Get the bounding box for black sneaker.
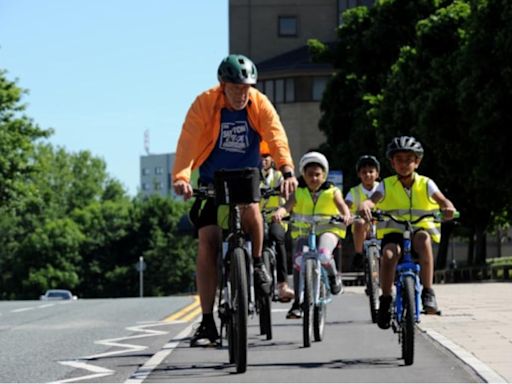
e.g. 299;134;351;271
190;321;219;347
328;273;343;295
254;263;272;295
422;287;439;314
286;301;302;319
377;295;392;329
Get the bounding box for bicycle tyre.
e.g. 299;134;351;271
258;249;273;340
401;275;416;366
366;246;380;323
303;258;314;348
229;247;248;373
313;278;327;341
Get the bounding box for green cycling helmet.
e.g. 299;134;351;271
217;54;258;85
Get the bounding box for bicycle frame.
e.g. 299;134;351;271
293;215;336;307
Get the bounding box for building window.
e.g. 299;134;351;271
264;80;274;103
313;77;329;101
285;78;295;103
153;181;162;191
278;16;297;37
142;168;151;176
155;166;163;175
275;79;284;103
142;182;150;191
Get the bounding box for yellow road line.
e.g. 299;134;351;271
163;295;200;323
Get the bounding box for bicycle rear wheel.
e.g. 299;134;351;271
302;258;314;348
365;246;380;323
227;247;248;373
401;275;416;366
313;278;327;341
258;249;273;340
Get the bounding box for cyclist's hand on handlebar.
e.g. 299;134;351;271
280;176;298;200
173;180;193;200
440;207;457;221
358;200;375;221
272;207;287;223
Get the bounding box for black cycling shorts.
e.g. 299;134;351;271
380;233;419;259
189;197;218;230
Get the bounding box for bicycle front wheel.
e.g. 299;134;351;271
258;249;273;340
313;278;327;341
401;275;416;366
228;247;248;373
302;258;314;348
365;246;380;323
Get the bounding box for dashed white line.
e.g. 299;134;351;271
125;323;194;384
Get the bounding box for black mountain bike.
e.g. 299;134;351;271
195;167;270;373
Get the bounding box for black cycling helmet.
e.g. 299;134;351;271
356;155;380;173
386;136;424;159
217;54;258;85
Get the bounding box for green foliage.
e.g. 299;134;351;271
0;69;197;299
314;0;512;264
0;70;51;206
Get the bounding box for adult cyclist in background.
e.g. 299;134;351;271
173;54;298;346
345;155;381;270
260;142;294;302
359;136;456;329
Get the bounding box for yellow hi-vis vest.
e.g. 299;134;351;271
377;174;441;242
259;169;287;227
348;182;379;214
260;168;284;210
291;184;347;239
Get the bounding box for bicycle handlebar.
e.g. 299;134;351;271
372;210;460;226
290;213;346;225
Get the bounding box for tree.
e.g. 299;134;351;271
0;70;51;206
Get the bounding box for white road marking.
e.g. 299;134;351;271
53;320;183;383
124;323;194;384
52;361;114;383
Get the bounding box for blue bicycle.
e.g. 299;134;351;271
373;210;457;365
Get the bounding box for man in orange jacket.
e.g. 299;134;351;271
173;54;298;347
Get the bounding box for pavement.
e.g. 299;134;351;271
405;282;511;383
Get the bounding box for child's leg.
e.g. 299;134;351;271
413;230;434;289
318;232;340;276
379;234;402;296
352;217;367;254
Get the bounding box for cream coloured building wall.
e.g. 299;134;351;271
277;102;327;167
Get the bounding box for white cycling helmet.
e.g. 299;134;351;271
299;151;329;176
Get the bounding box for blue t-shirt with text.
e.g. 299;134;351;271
199;108;261;184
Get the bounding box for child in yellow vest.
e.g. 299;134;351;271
273;152;351;319
345;155;381;271
359;136;456;329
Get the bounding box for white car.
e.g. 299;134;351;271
40;289;78;301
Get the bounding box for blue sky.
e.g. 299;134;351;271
0;0;228;196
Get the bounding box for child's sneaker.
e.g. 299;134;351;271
422;287;439;314
377;295;392;329
286;301;302;319
328;273;343;295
